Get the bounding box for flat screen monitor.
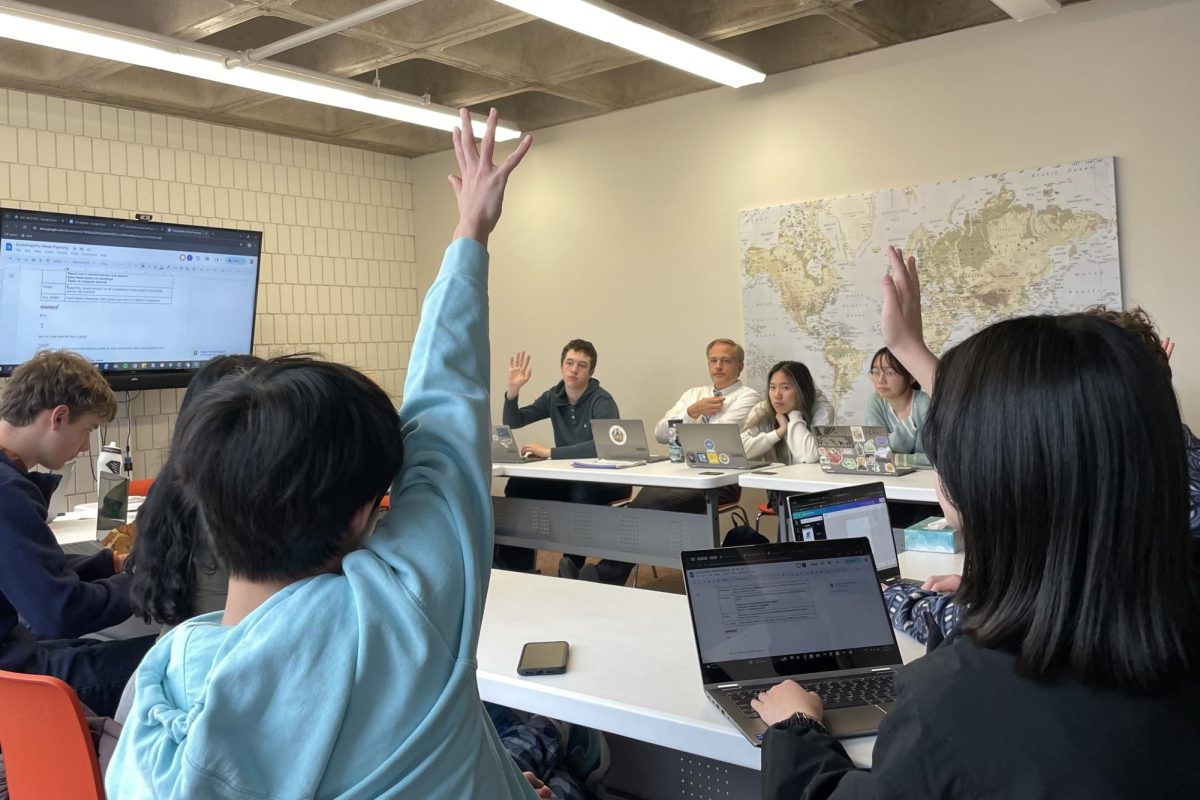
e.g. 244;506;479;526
0;208;261;390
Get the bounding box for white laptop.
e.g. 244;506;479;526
677;423;771;470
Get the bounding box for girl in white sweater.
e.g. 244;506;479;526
740;361;833;465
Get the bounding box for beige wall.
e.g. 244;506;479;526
413;0;1200;439
1;90;416;507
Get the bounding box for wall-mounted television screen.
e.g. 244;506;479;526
0;208;261;390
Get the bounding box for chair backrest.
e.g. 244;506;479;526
0;670;105;799
128;478;155;497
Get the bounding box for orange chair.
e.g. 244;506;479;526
0;670;105;799
755;502;778;534
128;478;154;497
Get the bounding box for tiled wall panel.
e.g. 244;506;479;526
0;90;417;508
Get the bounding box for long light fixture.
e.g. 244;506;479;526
495;0;765;88
0;0;520;140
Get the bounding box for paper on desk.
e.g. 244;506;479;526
571;458;645;469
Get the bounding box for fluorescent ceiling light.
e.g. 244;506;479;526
495;0;765;88
989;0;1062;22
0;0;520;140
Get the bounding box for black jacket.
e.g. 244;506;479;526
762;630;1200;799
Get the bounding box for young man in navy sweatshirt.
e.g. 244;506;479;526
0;350;153;715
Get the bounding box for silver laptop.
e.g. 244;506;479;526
813;425;915;477
682;537;902;746
590;419;668;464
491;425;546;463
783;482;902;582
677;423;770;470
62;471;129;556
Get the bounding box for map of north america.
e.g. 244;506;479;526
740;158;1121;422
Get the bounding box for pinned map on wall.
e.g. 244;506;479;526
739;157;1121;422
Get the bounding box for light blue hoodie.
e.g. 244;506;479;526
106;239;537;799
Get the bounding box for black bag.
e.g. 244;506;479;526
720;507;769;547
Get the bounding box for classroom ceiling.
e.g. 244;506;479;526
5;0;1092;158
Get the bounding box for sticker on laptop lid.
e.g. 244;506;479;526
608;425;627;445
718;452;730;465
851;426;865;443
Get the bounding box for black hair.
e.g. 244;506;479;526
925;314;1200;691
130;355;265;624
870;346;920;392
765;360;818;426
561;339;598;371
171;357;402;582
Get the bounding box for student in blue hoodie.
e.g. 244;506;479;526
0;350;154;716
106;108;539;799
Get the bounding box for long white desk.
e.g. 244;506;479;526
739;463;939;504
478;549;964;796
492;459;764;568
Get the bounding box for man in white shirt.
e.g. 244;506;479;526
578;339;761;584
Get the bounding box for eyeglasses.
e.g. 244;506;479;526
869;368;900;379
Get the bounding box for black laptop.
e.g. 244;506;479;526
681;537;903;745
783;482;902;582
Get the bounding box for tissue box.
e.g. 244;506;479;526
904;516;962;553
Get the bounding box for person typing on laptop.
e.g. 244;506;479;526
750;246;1200;799
0;350;154;716
495;340;630;577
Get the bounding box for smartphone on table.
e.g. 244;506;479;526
517;641;569;676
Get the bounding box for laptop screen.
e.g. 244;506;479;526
784;483;899;576
682;539;901;685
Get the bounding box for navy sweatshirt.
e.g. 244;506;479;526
502;378;619;459
0;451;134;670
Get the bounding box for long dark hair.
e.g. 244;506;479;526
925;315;1200;691
130;355;264;624
765;361;818;426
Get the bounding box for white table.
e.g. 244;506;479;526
491;459;765;568
738;463;939;503
478;549;964;797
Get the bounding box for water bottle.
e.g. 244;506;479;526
667;418;684;463
96;442;122;475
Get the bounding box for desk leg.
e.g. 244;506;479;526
702;489;722;547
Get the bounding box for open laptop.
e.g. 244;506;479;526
813;425;915;477
677;423;771;470
681;537;902;745
585;419;668;465
61;471;129;556
491;425;546;464
783;482;901;582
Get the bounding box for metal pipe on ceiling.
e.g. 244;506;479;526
225;0;425;68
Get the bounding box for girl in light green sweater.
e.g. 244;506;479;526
864;346;931;469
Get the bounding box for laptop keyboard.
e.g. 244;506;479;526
725;673;896;717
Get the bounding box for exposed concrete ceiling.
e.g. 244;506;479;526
4;0;1091;157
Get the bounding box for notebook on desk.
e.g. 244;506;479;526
813;426;915;476
681;537;902;746
677;424;771;470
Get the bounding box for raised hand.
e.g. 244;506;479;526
881;245;939;392
506;351;532;398
449;107;532;246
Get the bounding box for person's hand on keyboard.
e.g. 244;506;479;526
750;679;824;727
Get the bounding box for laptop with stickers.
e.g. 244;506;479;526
491;425;546;463
676;423;772;470
813;425;915;477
